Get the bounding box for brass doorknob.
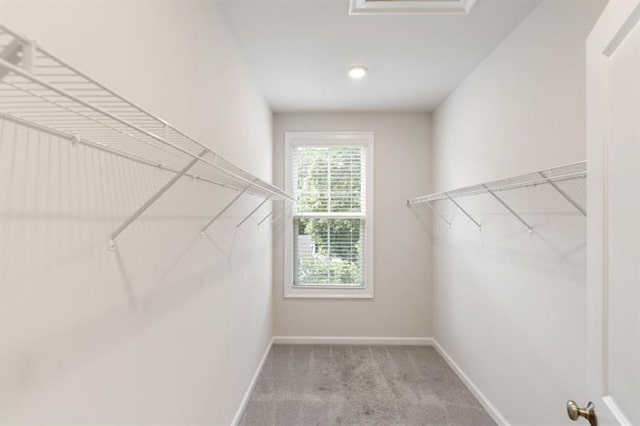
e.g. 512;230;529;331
567;400;598;426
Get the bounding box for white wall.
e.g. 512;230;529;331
431;1;606;425
0;2;273;424
273;113;432;338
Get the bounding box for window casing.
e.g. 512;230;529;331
284;132;374;298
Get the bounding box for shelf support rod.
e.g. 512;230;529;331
483;185;534;234
109;148;209;250
410;200;452;227
427;201;452;227
447;194;481;229
538;172;586;216
257;211;273;226
237;195;272;230
201;179;257;235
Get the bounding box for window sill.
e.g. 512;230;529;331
284;286;374;299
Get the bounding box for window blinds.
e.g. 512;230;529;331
292;145;366;287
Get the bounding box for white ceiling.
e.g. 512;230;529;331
217;0;539;112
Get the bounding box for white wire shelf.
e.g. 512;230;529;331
0;24;293;249
407;161;587;232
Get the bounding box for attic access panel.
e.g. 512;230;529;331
349;0;477;15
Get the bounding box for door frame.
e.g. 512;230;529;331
586;1;640;424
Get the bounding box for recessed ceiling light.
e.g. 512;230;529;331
348;65;368;80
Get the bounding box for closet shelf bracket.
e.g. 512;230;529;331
237;194;272;230
410;199;452;227
201;179;257;236
483;185;534;234
427;200;452;227
538;172;586;216
447;195;482;229
109;148;210;250
258;211;274;227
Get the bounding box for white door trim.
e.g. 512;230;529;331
586;1;640;424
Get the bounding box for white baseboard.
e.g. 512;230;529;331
272;336;434;346
431;340;510;426
231;337;274;426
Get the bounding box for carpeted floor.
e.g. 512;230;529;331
240;344;497;425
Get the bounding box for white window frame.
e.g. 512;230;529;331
284;132;374;299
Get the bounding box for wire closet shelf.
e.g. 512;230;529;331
0;24;293;250
407;161;587;232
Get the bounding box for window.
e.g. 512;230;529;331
284;132;374;298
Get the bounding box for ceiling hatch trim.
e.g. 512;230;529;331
349;0;478;16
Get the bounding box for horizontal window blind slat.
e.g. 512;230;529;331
294;212;365;219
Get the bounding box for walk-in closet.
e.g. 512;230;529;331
1;1;638;425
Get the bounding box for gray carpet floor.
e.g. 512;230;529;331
240;344;497;426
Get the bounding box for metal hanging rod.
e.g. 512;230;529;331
0;24;293;249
